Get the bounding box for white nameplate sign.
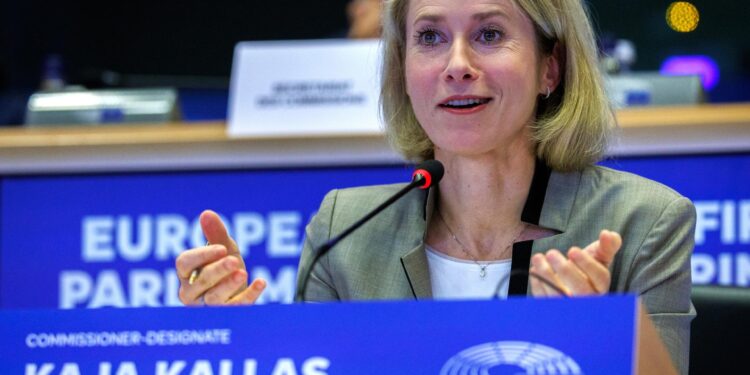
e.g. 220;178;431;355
228;39;383;137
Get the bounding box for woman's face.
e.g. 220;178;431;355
404;0;555;158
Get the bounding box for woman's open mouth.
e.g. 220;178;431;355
438;97;492;113
439;98;491;109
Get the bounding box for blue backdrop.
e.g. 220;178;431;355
1;154;748;309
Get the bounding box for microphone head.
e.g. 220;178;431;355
412;160;444;189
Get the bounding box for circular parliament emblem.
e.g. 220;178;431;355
441;341;582;375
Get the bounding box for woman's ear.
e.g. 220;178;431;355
540;42;563;95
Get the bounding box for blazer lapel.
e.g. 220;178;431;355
531;168;582;256
400;184;436;299
401;244;433;299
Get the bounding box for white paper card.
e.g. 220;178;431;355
228;39;383;137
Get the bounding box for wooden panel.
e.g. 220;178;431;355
0;104;748;174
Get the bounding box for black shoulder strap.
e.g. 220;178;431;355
509;159;552;295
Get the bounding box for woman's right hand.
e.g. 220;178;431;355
176;210;267;306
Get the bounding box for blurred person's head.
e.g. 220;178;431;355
379;0;616;172
347;0;383;39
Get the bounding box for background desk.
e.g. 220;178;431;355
0;104;749;309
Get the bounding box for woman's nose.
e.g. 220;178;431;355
443;39;478;82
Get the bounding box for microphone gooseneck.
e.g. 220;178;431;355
296;160;444;301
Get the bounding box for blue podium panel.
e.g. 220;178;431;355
1;296;638;374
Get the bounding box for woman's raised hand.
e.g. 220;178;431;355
176;210;267;306
530;230;622;297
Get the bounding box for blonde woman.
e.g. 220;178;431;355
176;0;695;372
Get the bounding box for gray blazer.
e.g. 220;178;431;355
297;165;696;374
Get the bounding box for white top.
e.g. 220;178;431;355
425;244;512;300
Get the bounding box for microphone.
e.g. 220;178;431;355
296;160;444;301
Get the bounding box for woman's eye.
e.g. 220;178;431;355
418;30;442;45
478;29;502;44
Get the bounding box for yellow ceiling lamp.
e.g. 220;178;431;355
667;2;700;32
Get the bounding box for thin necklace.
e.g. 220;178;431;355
436;209;526;279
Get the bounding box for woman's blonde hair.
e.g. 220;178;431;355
380;0;616;172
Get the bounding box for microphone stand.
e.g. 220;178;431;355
295;176;426;301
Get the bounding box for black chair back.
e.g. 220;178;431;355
690;285;750;374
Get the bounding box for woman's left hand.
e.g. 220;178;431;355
530;230;622;296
